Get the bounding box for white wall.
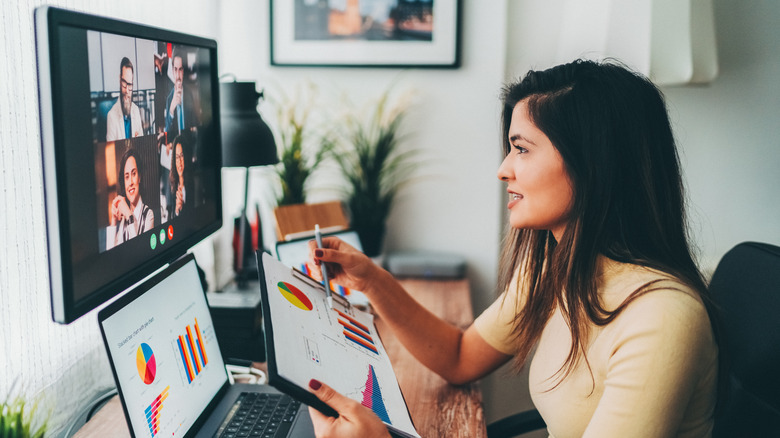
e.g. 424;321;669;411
0;1;218;436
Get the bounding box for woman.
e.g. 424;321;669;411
168;135;190;218
305;60;719;437
113;146;154;245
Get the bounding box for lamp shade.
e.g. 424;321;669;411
556;0;718;85
220;81;279;168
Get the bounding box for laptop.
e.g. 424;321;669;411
98;253;314;438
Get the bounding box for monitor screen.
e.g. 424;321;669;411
35;7;223;323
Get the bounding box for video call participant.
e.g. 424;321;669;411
165;46;199;138
167;134;191;218
157;132;172;223
112;147;155;246
304;60;719;437
107;57;143;141
153;42;171;134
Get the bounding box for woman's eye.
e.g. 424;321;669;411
513;145;528;154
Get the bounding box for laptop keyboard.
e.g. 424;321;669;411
216;392;301;438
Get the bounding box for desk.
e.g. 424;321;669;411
74;278;486;437
380;278;487;438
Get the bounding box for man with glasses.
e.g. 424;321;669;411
107;57;143;141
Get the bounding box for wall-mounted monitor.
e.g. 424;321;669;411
35;7;223;323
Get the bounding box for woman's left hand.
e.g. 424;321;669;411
307;379;390;438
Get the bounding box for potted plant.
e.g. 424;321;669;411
1;383;48;438
271;85;333;206
335;89;419;257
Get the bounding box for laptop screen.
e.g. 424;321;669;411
99;256;227;437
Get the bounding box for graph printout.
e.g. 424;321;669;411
261;252;420;438
362;365;391;423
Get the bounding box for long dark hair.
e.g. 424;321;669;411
169;134;190;196
498;59;715;388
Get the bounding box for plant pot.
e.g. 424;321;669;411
355;222;386;258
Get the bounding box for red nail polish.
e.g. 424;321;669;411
315;249;324;258
309;379;322;390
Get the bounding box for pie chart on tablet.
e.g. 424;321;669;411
277;281;313;311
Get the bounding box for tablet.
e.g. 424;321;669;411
256;251;420;438
275;229;362;264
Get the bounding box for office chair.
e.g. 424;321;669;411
488;241;780;437
486;408;545;438
95;98;114;142
709;241;780;436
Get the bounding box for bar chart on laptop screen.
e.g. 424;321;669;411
143;385;170;437
173;318;210;384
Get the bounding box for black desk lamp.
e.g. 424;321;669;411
220;79;278;288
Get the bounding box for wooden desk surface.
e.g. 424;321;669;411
74;278;486;438
379;278;487;438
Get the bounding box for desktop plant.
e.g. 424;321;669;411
271;85;334;206
335;89;419;257
0;383;48;438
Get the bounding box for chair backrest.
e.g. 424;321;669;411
96;98;115;143
709;242;780;436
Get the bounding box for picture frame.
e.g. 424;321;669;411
270;0;461;68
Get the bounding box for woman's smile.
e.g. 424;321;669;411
507;190;523;209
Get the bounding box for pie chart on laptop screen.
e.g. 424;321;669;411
136;343;157;384
277;281;313;311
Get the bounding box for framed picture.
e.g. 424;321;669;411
270;0;461;68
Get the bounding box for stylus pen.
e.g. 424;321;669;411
314;224;333;309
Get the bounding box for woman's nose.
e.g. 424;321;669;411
497;154;512;181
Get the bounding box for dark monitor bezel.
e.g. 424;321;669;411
35;6;223;324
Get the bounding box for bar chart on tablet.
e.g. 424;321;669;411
361;365;391;424
335;309;379;355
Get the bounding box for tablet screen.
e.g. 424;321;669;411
257;252;419;438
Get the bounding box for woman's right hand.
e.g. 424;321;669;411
111;196;130;225
175;185;184;215
306;237;379;293
170;82;182;113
